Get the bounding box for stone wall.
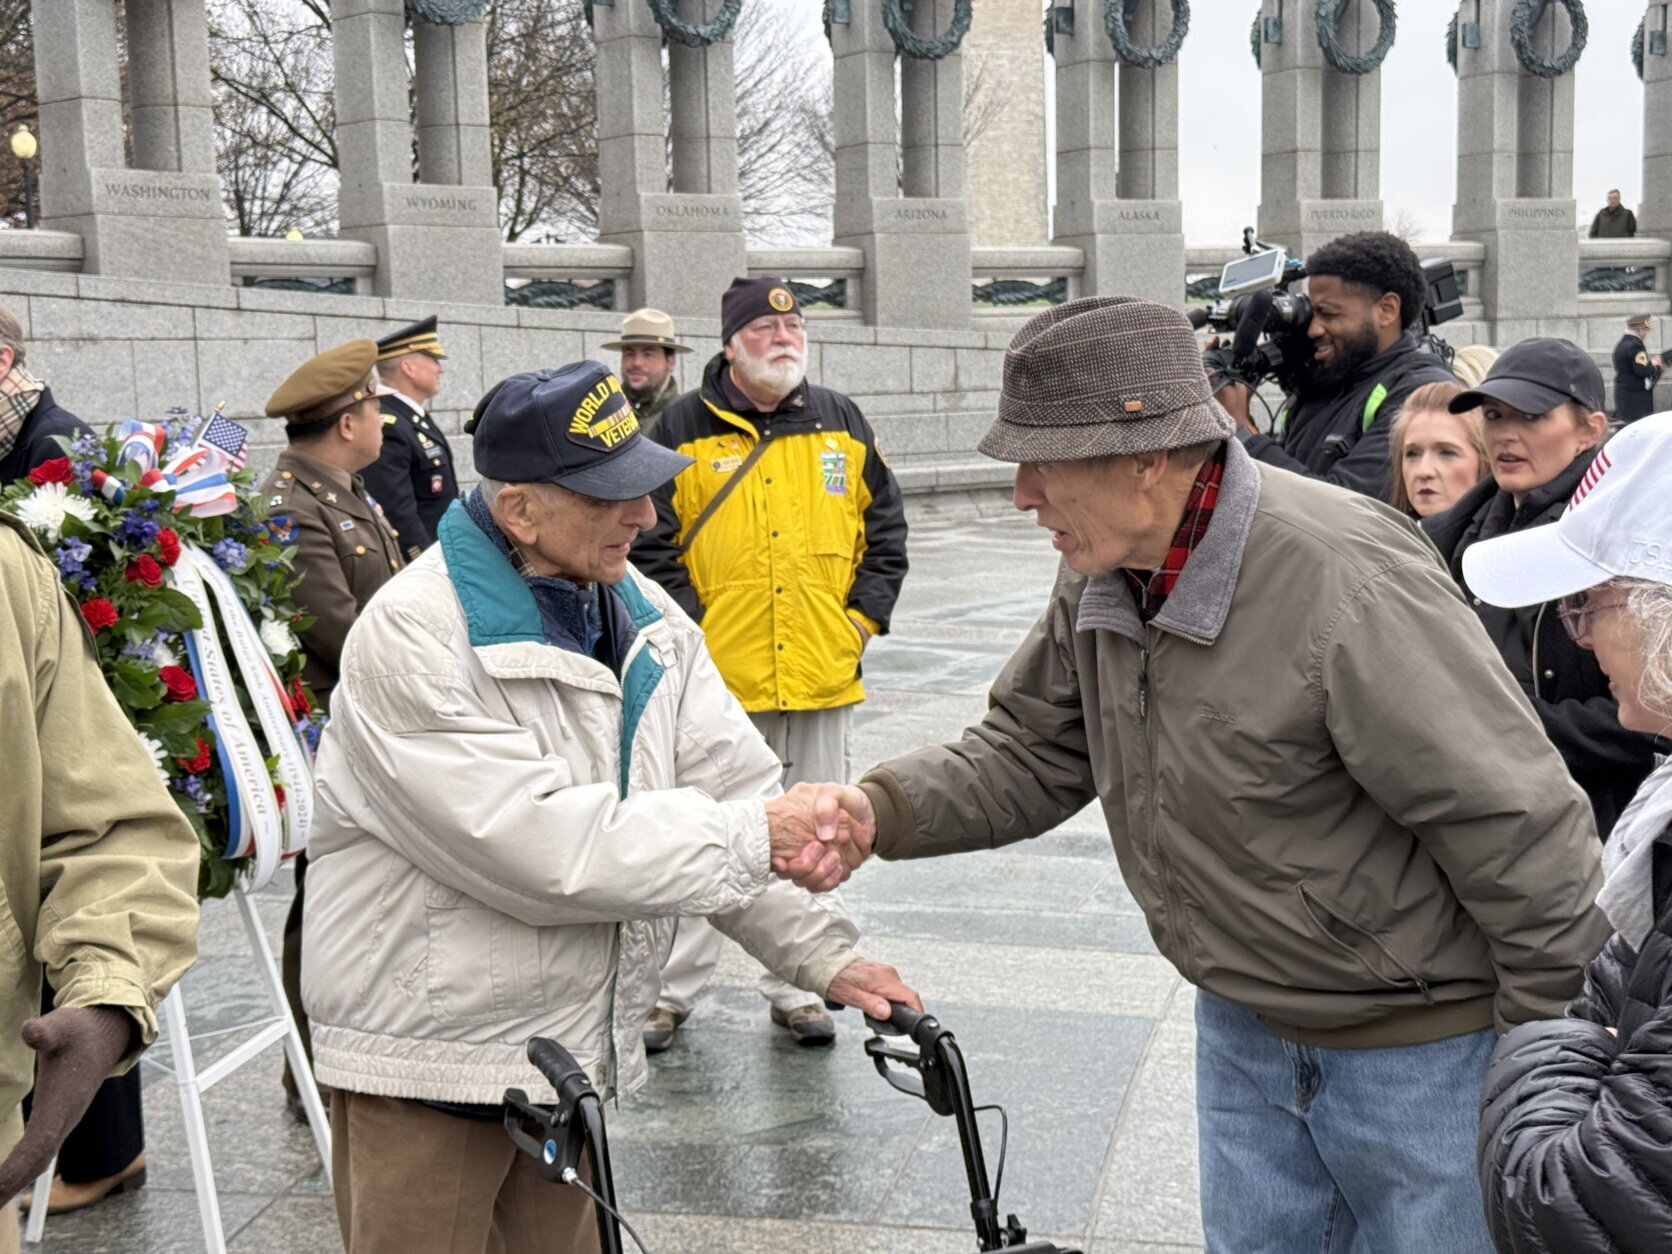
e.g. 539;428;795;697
0;268;1015;494
964;0;1049;248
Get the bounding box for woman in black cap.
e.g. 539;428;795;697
1426;338;1661;840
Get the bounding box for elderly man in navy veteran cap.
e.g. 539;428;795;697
301;360;916;1253
363;316;460;560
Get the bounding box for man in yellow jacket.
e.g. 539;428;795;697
633;275;908;1047
0;514;199;1249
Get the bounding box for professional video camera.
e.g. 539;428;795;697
1191;228;1465;399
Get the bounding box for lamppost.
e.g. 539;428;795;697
10;125;37;230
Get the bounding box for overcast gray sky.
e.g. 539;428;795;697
781;1;1642;246
1173;0;1644;243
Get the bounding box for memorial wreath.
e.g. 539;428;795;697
1;411;323;900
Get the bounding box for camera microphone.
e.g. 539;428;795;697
1231;288;1274;362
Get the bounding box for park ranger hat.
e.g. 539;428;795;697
377;315;447;362
468;361;693;500
1449;337;1605;418
265;339;379;427
1464;412;1672;607
601;308;693;354
979;296;1236;463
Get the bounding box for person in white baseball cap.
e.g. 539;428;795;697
1462;410;1672;742
1474;417;1672;1252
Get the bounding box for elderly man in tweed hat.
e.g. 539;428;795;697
810;297;1609;1252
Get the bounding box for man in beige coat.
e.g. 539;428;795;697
816;298;1609;1254
0;514;199;1251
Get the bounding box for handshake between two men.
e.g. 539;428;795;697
761;782;901;1019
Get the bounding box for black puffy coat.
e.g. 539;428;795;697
1479;833;1672;1253
1425;450;1661;838
0;388;86;484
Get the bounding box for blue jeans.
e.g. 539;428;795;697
1194;989;1494;1254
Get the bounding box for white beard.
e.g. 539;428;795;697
732;344;806;400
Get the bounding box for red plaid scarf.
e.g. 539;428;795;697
1122;447;1225;621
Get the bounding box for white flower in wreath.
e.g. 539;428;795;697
137;732;169;783
153;637;182;670
259;616;300;659
14;482;97;544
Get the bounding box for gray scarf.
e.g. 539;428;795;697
1596;758;1672;949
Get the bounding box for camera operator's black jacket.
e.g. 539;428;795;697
1479;832;1672;1253
1424;450;1661;839
1241;331;1455;500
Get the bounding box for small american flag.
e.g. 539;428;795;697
197;412;249;471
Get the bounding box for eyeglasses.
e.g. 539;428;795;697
1555;591;1628;642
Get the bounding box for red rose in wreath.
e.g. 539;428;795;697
80;598;119;632
156;528;181;567
159;665;198;703
125;554;164;589
28;457;74;486
287;676;312;719
177;737;213;774
274;784;287;809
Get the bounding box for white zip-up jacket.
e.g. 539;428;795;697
302;501;861;1105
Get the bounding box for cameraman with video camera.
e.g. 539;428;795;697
1217;231;1458;499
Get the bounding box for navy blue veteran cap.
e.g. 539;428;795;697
468;361;693;500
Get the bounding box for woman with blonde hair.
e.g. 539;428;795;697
1386;380;1488;517
1449;344;1500;390
1472;412;1672;1252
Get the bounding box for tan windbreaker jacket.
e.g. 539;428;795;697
862;440;1608;1048
303;503;862;1105
0;513;199;1157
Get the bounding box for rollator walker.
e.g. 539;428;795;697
504;1002;1082;1253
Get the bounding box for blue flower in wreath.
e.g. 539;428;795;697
211;538;248;572
117;510;161;550
53;537;95;592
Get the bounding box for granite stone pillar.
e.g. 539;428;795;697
833;0;972;329
333;1;503;306
595;0;746;319
1048;0;1184;305
1451;0;1579;337
1640;2;1672;238
1256;0;1383;260
32;0;228;285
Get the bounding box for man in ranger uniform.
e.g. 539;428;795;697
603;308;692;434
1612;314;1662;424
260;338;405;1121
364;316;459;561
632;275;908;1049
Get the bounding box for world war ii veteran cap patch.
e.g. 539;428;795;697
470;360;693;501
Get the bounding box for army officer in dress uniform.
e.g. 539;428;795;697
1612;314;1663;425
260;338;405;1123
363;316;459;560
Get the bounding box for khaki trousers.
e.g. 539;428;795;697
655;706;852;1019
331;1091;602;1254
0;1200;17;1254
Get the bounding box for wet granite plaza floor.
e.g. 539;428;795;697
38;494;1202;1253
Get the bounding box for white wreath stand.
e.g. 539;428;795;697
23;877;331;1251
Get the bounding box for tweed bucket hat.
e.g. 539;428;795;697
979;296;1236;463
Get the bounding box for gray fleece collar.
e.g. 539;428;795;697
1075;437;1263;645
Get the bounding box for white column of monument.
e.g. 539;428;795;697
31;0;228;285
1451;0;1580;345
594;0;747;318
1256;0;1384;262
1048;0;1184;306
834;0;972;329
1640;3;1672;240
405;16;504;306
